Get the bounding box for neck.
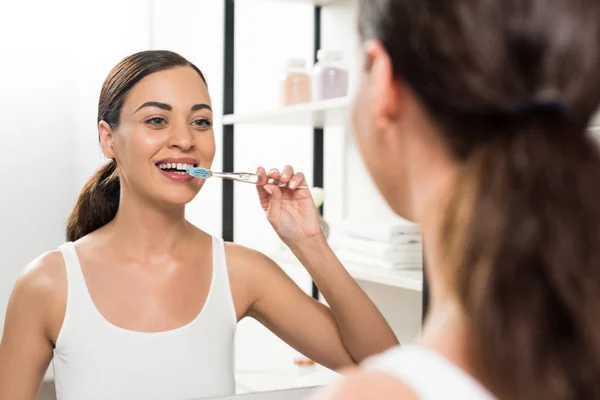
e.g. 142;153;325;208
401;131;475;374
106;184;190;257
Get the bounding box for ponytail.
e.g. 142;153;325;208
66;160;120;242
442;125;600;399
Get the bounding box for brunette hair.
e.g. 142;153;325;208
359;0;600;398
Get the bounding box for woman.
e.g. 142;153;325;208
0;50;397;400
312;0;600;399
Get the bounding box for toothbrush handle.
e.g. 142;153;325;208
266;178;308;189
212;172;307;188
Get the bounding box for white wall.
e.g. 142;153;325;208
0;1;75;335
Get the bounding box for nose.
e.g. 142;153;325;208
168;123;195;151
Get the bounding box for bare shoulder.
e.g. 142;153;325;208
16;250;66;303
310;370;419;400
224;241;282;279
8;250;67;340
223;242;287;318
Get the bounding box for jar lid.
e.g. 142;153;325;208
317;49;343;62
285;58;308;69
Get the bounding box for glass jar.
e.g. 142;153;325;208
311;50;349;101
279;58;311;106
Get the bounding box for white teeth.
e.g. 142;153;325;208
157;162;194;171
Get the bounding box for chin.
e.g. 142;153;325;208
156;188;200;207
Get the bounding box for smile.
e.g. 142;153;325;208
156;162;197;175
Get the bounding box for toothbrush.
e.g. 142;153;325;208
186;166;308;189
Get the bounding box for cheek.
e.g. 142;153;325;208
113;127;164;182
197;132;216;162
351;85;378;165
117;126;163;161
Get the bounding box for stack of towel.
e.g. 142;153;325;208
333;217;423;270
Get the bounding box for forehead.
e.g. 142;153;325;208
123;66;211;111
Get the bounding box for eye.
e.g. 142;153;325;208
146;117;167;127
192;119;212;129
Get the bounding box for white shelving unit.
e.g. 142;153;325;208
226;0;425;394
223;97;350;128
268;249;423;292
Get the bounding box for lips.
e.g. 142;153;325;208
157;168;196;182
154;157;199;183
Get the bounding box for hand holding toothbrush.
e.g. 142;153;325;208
256;166;324;245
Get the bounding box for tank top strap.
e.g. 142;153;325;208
56;242;100;346
58;242;91;303
209;236;237;326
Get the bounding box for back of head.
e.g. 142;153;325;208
66;50;206;242
359;0;600;398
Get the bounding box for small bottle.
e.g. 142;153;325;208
311;50;349;101
280;58;311;106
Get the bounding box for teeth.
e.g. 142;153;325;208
157;162;194;171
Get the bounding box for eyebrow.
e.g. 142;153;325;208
134;102;172;113
134;102;212;113
191;103;212;112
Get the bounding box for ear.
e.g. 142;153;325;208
99;121;116;159
363;40;403;135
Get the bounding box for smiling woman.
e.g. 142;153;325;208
0;50;398;400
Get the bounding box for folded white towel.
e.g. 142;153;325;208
335;248;423;270
342;218;420;244
333;236;422;261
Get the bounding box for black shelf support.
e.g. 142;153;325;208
223;0;235;242
311;5;323;301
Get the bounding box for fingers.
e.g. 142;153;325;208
256;166;284;217
264;184;283;221
288;172;306;190
256;166;270;199
268;167;281;182
280;165;294;184
259;165;307;191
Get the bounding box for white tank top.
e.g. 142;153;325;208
362;345;496;399
52;237;236;400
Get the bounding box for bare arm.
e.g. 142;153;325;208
229;242;398;371
0;251;65;400
247;165;398;370
288;235;399;363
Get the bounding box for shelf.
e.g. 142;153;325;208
269;249;423;292
236;364;338;393
265;0;340;5
222;97;351;128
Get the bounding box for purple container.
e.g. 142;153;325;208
311;50;349;101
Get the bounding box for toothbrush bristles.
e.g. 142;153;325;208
186;166;211;179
